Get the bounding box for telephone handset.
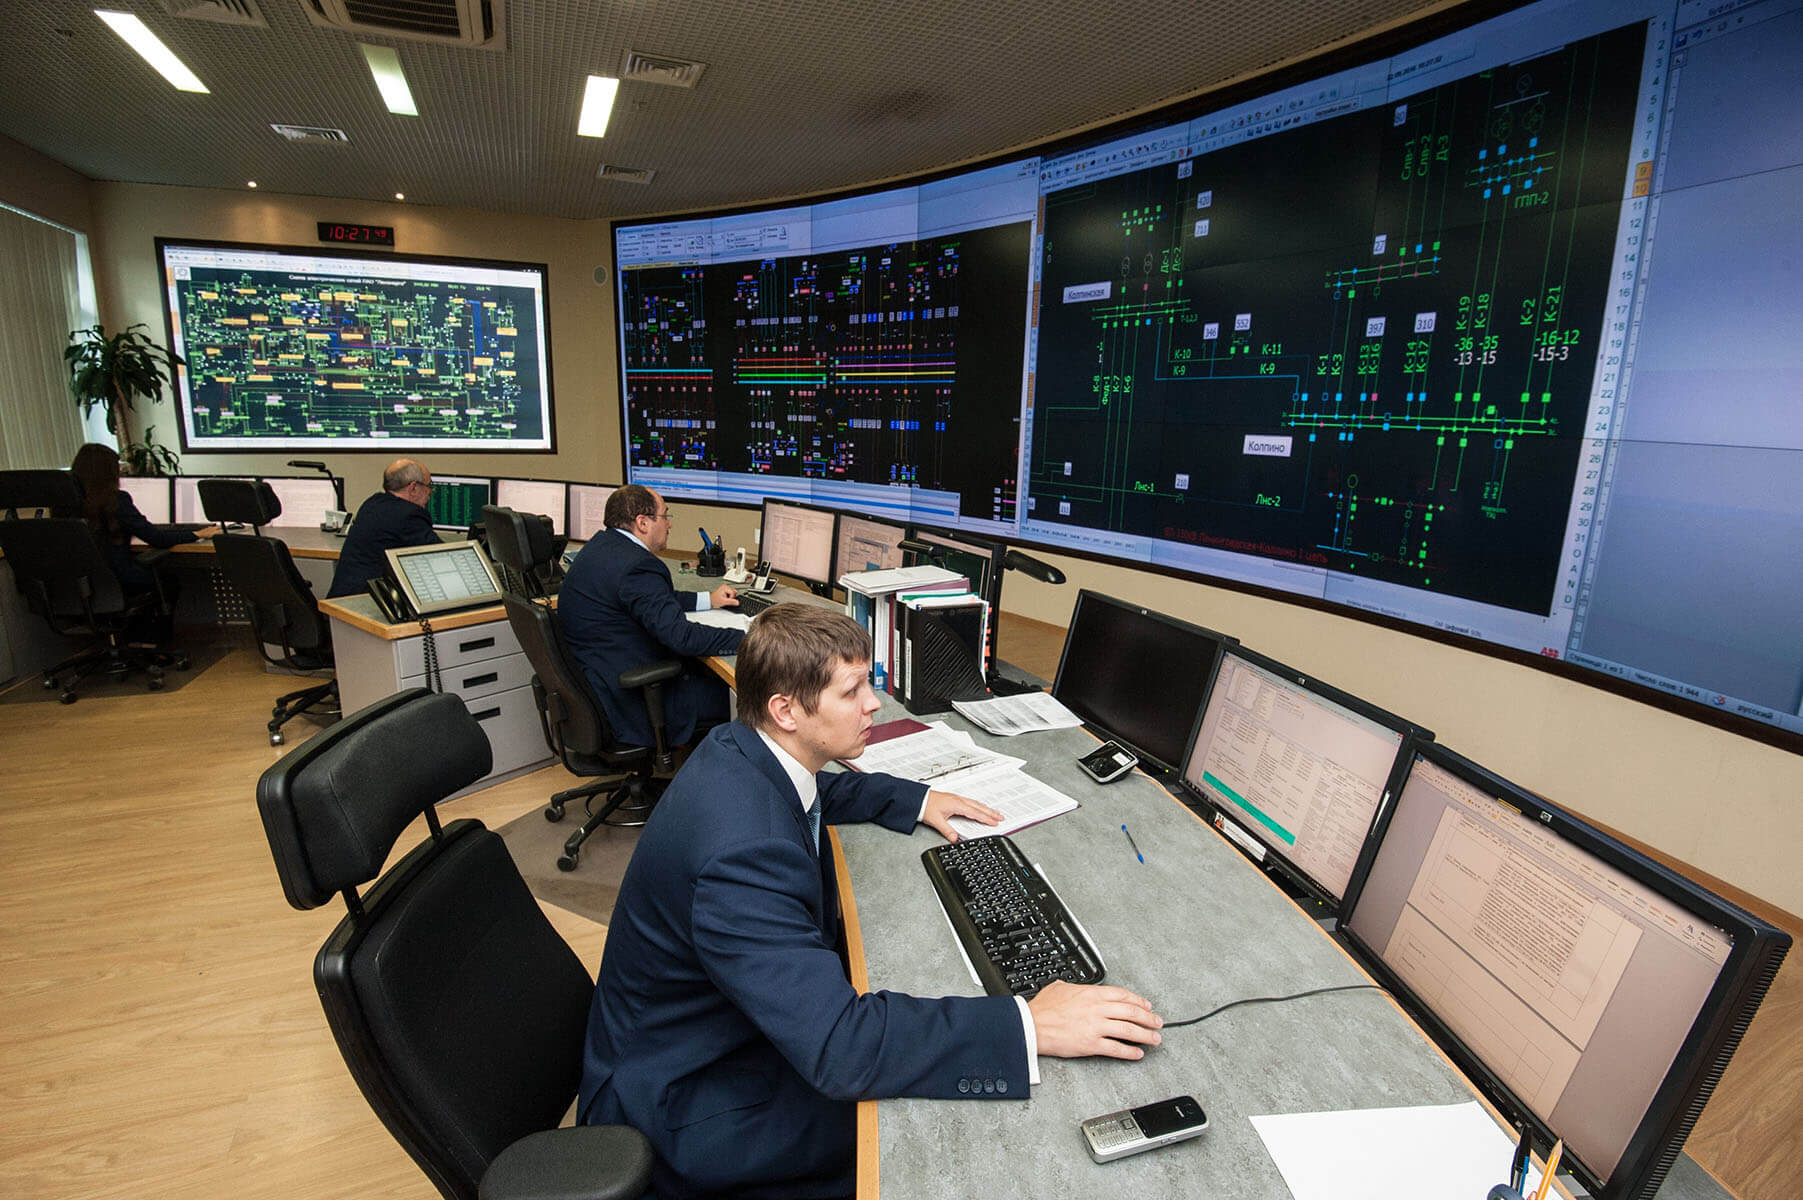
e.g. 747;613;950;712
748;560;775;593
368;575;417;623
724;547;752;585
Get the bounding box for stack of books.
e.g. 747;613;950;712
839;565;990;712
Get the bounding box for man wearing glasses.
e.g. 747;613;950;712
560;483;745;748
327;458;443;598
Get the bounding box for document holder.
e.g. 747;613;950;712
903;606;989;715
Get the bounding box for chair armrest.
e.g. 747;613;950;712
478;1124;652;1200
134;548;173;568
618;659;681;691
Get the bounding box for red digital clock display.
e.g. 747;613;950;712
317;221;395;247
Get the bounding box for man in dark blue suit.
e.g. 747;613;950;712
580;604;1165;1198
327;458;442;598
559;485;744;748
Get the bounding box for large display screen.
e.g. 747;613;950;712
158;240;553;451
615;0;1803;745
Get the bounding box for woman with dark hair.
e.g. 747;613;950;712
69;443;216;639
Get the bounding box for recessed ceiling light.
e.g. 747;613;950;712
246;180;258;188
93;10;209;93
578;75;620;138
394;192;405;200
359;44;418;117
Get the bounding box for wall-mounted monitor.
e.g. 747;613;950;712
1053;590;1232;775
494;478;568;535
424;475;493;531
157;239;553;451
1341;742;1790;1199
568;483;618;541
1180;644;1423;907
758;498;838;590
834;512;909;577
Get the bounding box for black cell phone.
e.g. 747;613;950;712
1078;740;1139;783
1081;1094;1208;1162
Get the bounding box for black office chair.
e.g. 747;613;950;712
201;479;338;744
484;504;680;871
0;469;191;703
255;688;653;1200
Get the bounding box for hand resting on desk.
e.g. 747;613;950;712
1029;981;1164;1059
921;789;1003;842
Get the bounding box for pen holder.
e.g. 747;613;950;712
695;543;726;577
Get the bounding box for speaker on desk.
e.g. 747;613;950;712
900;603;989;715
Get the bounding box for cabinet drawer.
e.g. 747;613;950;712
395;618;522;678
402;650;535;703
465;684;553;778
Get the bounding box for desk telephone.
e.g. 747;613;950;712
367;575;417;623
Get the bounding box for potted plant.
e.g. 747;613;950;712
64;323;184;475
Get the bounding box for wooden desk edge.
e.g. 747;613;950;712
318;597;513;640
828;827;882;1200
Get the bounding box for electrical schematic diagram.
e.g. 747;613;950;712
1029;23;1646;614
168;267;547;443
622;222;1030;521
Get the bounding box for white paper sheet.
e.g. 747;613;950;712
951;691;1083;736
1249;1101;1545;1200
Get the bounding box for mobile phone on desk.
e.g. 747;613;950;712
749;560;775;592
1078;740;1138;783
1082;1095;1208;1163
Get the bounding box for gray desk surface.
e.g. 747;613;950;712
834;700;1728;1200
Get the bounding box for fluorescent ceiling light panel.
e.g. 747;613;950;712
359;44;418;116
94;10;209;93
578;75;620;138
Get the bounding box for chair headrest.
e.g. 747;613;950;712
199;478;282;525
481;504;558;573
0;470;82;515
255;690;494;910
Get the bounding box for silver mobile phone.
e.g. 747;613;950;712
1081;1094;1208;1163
1078;739;1139;784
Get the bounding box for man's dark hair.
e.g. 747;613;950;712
604;484;660;530
736;604;872;733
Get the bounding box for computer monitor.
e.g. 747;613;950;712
567;483;618;542
1341;743;1791;1200
425;475;493;531
174;475;248;524
834;512;908;577
494;478;567;535
1052;590;1231;775
1179;644;1422;908
905;527;1005;675
117;476;172;524
258;476;339;526
758;498;838;591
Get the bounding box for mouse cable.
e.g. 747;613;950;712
1163;982;1389;1029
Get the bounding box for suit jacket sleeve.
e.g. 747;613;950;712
817;768;927;834
692;834;1028;1102
619;554;744;658
115;494;196;549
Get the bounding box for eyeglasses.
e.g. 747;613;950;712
653;508;672;523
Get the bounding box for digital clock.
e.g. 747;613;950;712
317;221;395;247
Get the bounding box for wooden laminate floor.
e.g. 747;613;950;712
0;625;1796;1200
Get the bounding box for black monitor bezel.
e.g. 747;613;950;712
1177;640;1429;910
1051;588;1236;777
831;510;911;580
758;496;841;589
1338;740;1791;1200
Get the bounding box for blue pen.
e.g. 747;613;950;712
1121;824;1144;863
698;526;715;552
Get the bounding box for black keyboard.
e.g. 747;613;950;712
922;834;1105;997
737;589;779;615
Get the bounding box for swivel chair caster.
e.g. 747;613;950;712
557;852;579;872
545;801;566;822
270;728;286;746
59;691;77;705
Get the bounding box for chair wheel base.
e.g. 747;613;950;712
557;853;578;872
545;804;564;822
59;691;77;705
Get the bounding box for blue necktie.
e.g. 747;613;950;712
806;801;821;856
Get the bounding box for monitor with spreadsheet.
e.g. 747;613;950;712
258;477;339;526
495;478;568;535
567;483;618;541
759;498;838;589
424;475;493;531
1181;644;1421;906
118;476;172;524
1052;590;1230;774
174;476;247;525
834;512;908;577
1341;743;1790;1200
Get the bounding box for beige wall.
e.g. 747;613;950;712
86;182;619;504
0;134;93;232
35;172;1803;917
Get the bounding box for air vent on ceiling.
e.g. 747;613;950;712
597;165;656;185
621;50;706;88
161;0;267;25
300;0;504;50
271;123;351;143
